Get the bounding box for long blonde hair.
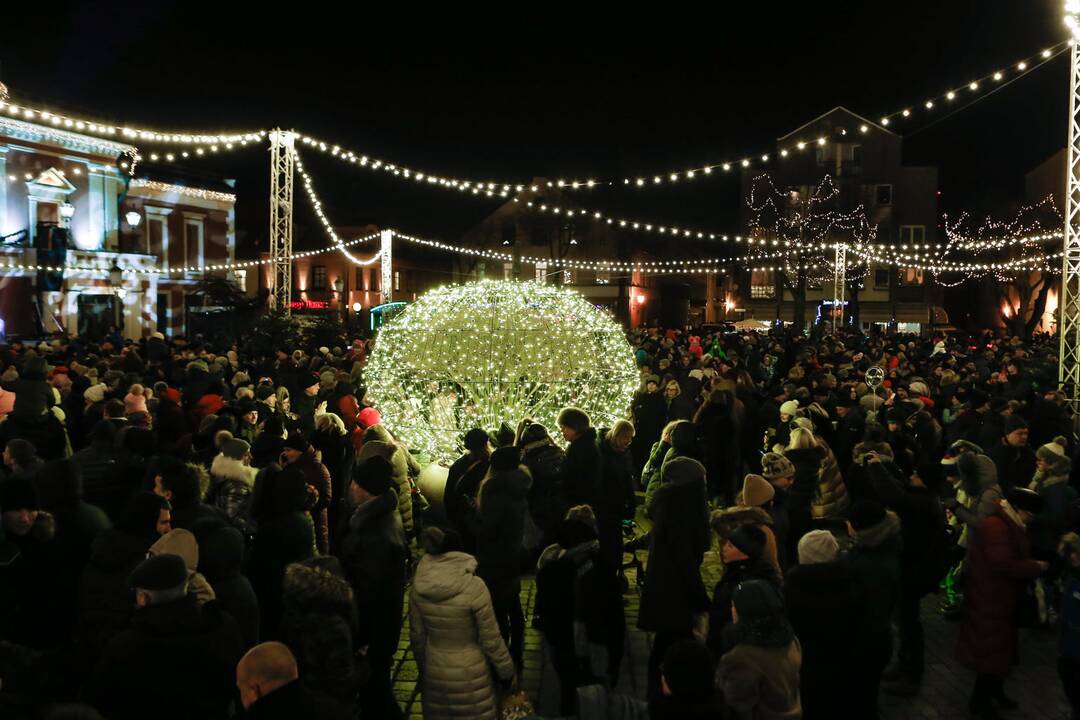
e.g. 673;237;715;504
788;427;818;450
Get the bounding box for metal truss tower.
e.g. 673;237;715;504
269;129;297;314
1060;21;1080;404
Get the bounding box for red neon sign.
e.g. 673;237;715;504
288;299;331;309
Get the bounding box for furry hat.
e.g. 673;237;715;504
761;452;795;481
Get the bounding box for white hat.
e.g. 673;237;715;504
151;331;165;341
798;530;839;564
84;383;108;404
780;400;799;417
908;381;929;397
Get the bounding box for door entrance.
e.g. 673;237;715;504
77;294;118;341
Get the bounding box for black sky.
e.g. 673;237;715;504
0;1;1069;256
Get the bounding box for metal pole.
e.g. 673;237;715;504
832;243;846;333
268;129;296;314
1060;22;1080;408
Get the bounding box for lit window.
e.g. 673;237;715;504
312;266;327;290
535;261;548;283
394;271;400;291
899;225;926;244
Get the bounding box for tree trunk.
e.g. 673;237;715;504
792;270;808;333
1023;278;1051;338
846;281;861;330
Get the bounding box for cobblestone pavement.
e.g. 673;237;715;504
393;548;1071;719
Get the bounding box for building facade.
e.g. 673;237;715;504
0;114;236;340
733;107;944;331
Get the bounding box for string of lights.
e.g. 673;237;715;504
295;150;383;267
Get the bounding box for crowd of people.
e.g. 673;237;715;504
0;323;1078;720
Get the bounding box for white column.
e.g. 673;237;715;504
0;148;8;237
381;228;393;304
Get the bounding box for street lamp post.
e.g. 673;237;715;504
124;210;142;253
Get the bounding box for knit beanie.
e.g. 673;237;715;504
255;385;276;402
124;386;148;415
668;420;697;454
221;437;250;461
797;529;839;564
727;524;766;560
761;452;795;481
357;406;382;430
661;456;706;487
84;383;108;404
741;474;775;507
779;400;799;417
353;456;394;496
1036;436;1071;475
0;475;40;511
848;499;886;531
732;578;785;623
1003;414;1029;437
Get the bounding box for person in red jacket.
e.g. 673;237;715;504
957;488;1049;719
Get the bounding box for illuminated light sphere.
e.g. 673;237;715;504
365;279;639;463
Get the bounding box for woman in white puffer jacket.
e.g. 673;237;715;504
409;527;515;720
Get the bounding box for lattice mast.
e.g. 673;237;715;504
1060;8;1080;404
268;129;297;314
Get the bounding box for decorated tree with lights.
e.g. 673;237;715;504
941;197;1061;338
746;174;875;330
364;279;639;463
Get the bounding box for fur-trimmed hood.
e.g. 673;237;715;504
852;441;894;466
711;505;773;538
851;509;902;549
210;454;258;486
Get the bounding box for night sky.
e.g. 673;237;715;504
0;2;1068;258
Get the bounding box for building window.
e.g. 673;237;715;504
899;225;926;244
750;270;775;299
147;216;165;257
874;268;890;289
394;271;400;291
312;265;327;290
595;270;610;284
233;269;247;289
562;269;574;284
535;261;548;283
503;262;513;280
898;267;925;285
874;184;893;206
356;267;365;288
369;267;379;292
182;214;204;271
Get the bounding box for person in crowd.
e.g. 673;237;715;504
712;473;782;573
443;427;491;553
72;422;124;522
535;505;625;714
694;386;740;505
716;579;802;720
207;435;258;528
663;379;695;422
279;557;362;712
987;415;1036;494
152;457;221;530
958;488;1050;720
311;412;354;541
409;526;515;720
643;419;699;509
475;445;531;672
337;455;408;720
357;423;415;540
784;529;860;720
88;553;243;720
235;641;352;719
706;524;782;656
280;434;332;553
945;452;1004;548
867;454;949;695
638;456;711;703
517;420;567;551
631;374;667;474
845;499;902;719
247;466;316;636
1058;532;1080;720
760;451;797;566
1029;436;1078;559
648;639;723;720
198;524;259;650
557;407;601;509
595;420;636;577
148;528;215;604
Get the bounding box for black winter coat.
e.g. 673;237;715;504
638;476;710;634
337;490;407;662
199;525;260;650
869;461;949;595
247;512;316;635
706;557;781;656
986;441;1036;494
476;468;532;589
444;452;488;551
520;440;566;544
595;430;636;572
78;528;153;659
562;428;601;509
88;595;243;720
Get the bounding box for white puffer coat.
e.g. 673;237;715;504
409;551;514;720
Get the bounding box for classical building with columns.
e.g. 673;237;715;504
0;113;236;340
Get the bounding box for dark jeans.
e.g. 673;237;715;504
1060;657;1080;718
647;630;691;704
853;631;892;719
896;585;925;682
359;652;403;720
489;578;525;671
550;643;581;716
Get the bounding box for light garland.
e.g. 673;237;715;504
0;97;265;146
365;278;638;463
130;179;237;203
295;150;382;266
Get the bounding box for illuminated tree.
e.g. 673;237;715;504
365;279;639;463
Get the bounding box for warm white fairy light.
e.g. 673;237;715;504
365;279;638;463
294;150;382;266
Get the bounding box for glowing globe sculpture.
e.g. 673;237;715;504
365;279;639;463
